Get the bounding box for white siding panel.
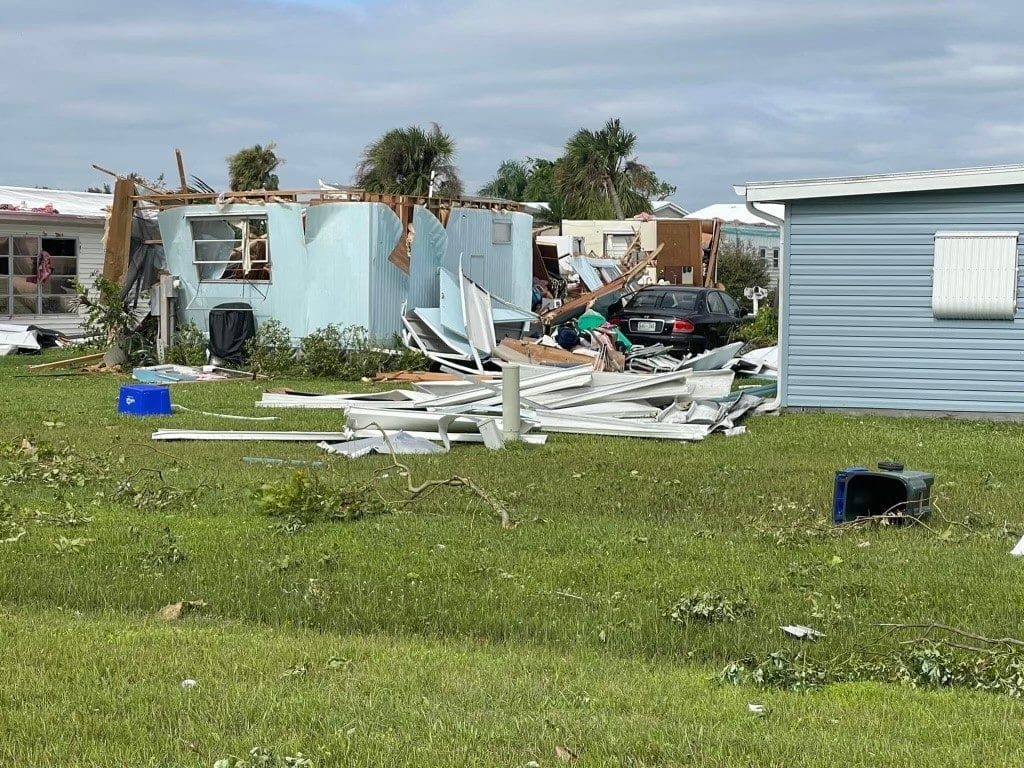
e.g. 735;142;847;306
932;231;1018;320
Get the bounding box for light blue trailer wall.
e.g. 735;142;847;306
304;203;405;339
783;186;1024;413
159;202;404;340
159;202;308;335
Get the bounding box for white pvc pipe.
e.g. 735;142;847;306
502;363;521;441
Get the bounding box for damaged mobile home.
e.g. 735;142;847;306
136;185;535;369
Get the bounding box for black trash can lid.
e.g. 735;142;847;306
878;460;905;472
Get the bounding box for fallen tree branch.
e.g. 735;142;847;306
368;423;513;529
878;622;1024;650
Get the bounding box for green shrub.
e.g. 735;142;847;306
300;325;427;380
299;324;347;378
735;304;778;347
164;320;207;366
245;319;297;376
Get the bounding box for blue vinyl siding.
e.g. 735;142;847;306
784;186;1024;413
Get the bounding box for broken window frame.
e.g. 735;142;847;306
188;214;271;283
0;234;79;316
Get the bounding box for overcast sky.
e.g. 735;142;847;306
2;0;1022;208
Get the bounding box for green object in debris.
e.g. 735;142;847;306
577;309;632;349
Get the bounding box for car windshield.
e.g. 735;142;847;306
627;291;663;309
660;291;700;310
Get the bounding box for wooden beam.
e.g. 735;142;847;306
27;352;105;371
703;220;724;288
175;148;188;192
102;178;136;285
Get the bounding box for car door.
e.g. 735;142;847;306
704;291;733;347
717;291;745;338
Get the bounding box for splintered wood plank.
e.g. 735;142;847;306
101;178;136;284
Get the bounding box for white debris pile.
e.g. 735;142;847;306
249;355;771;450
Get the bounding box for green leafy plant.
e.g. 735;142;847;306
72;274;155;364
666;590;752;624
734;304;777;347
258;470;387;526
141;527;187;569
245;319;297;376
165;320;208;366
1;439;110;489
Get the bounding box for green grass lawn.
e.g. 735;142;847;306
2;352;1024;766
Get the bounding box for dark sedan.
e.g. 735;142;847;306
608;286;748;354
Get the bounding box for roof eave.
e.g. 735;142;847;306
744;165;1024;203
0;212;106;226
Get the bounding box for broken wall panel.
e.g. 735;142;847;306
444;208;533;310
408;205;447;311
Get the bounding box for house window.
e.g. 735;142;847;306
772;248;779;268
932;231;1019;320
758;247;767;264
492;220;512;244
189;216;270;282
0;235;78;316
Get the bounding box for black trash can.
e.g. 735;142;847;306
208;302;256;366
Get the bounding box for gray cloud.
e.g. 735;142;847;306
2;0;1021;206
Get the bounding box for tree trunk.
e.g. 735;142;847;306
606;174;624;219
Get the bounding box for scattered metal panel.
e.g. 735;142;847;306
528;409;707;441
460;269;498;355
153;429;351;441
678;342;745;371
409;308;475;358
345;428;548;446
320;431;448;458
345;406;537;435
541;369;692;409
569;255;604;291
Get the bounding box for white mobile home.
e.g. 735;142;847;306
0;186;111;335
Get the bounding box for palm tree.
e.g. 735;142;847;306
355;123;463;197
227;144;283;191
555;118;654;219
478;159;531;200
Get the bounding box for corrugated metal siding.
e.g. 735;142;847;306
408;206;446;310
444;208;532;309
785;186;1024;413
366;204;407;339
0;217;105;334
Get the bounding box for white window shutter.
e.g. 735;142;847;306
932;231;1019;320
